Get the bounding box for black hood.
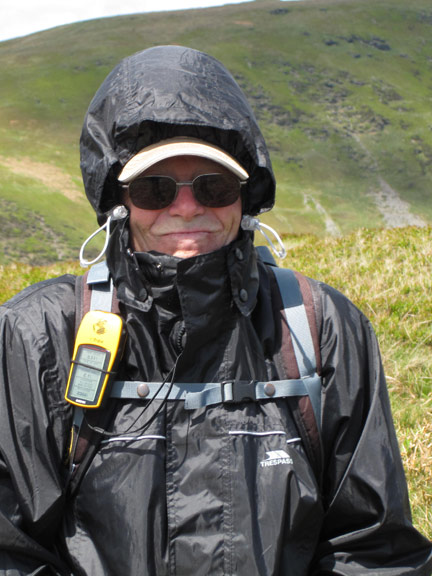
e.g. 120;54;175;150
80;45;275;223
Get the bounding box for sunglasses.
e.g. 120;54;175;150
122;173;247;210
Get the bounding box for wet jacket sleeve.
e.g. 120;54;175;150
0;278;75;575
310;283;432;575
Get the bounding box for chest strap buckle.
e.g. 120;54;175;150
223;380;257;403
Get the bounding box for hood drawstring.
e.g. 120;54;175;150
79;205;129;268
79;208;286;266
241;215;287;260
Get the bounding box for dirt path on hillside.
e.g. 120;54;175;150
0;155;84;202
370;178;427;228
351;134;427;228
303;193;342;236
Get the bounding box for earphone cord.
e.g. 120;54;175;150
84;355;181;438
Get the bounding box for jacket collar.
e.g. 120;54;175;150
106;223;259;318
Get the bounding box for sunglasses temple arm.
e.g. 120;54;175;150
79;205;129;268
241;215;287;260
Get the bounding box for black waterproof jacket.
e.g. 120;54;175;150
0;46;431;576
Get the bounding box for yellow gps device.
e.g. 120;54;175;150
65;310;126;408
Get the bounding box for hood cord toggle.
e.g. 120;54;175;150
79;205;129;268
241;215;287;259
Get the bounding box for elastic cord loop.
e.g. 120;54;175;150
79;205;129;268
241;215;287;259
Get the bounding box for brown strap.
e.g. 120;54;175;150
269;267;323;484
68;272;120;494
78;270;120;316
294;271;322;375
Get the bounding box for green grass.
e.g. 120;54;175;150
0;164;97;264
1;225;431;540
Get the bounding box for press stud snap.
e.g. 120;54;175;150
264;382;276;397
239;289;248;302
137;383;150;398
235;248;244;261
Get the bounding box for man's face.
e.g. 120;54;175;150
123;156;243;258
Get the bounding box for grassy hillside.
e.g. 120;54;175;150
0;0;432;264
1;225;430;539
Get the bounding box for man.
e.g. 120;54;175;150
0;45;431;575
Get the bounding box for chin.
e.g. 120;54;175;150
172;248;205;259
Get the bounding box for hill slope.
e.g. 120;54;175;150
0;0;431;263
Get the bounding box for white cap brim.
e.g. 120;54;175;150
118;137;249;183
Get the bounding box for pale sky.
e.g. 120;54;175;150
0;0;290;43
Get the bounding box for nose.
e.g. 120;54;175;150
168;184;205;219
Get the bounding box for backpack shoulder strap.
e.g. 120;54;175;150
67;261;118;494
257;247;323;483
73;260;116;331
271;266;321;431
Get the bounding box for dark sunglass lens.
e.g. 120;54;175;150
129;176;176;210
194;174;241;207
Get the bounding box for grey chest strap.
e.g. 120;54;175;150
109;376;321;412
85;261;321;430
